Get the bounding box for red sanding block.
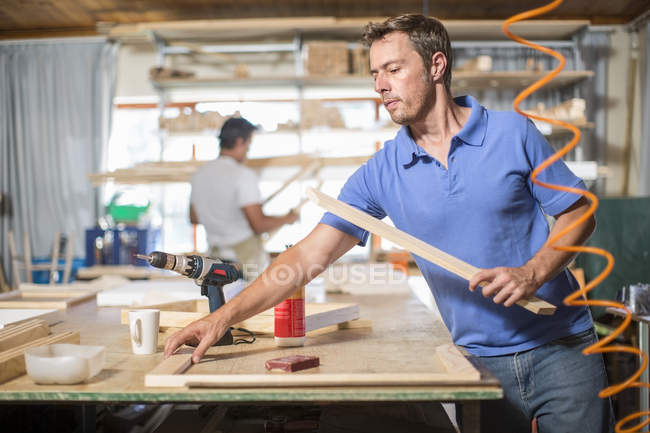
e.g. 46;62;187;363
265;355;320;372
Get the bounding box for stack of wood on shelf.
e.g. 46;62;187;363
275;120;300;131
300;100;346;129
525;57;545;73
525;98;587;125
303;41;349;76
88;154;370;185
0;319;80;383
350;46;370;76
456;55;493;72
89;160;205;185
159;110;242;133
149;66;195;79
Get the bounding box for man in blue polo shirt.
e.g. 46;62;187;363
165;14;613;433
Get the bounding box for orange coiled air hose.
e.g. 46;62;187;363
503;1;649;431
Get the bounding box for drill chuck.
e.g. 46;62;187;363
136;251;204;279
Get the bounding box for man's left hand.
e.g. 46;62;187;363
469;265;541;307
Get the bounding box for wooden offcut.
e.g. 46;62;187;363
0;319;49;352
306;188;556;315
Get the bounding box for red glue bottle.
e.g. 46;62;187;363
274;286;305;347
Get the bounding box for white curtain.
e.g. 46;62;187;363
0;37;118;286
640;22;650;196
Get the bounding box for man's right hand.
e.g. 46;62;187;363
163;317;229;363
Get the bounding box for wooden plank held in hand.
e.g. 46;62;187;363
306;188;556;315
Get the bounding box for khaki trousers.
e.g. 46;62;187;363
210;235;269;281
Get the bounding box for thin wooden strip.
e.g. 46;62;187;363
0;321;49;352
0;331;80;384
148;350;193;376
124;302;361;335
20;290;94;298
0;299;70;310
122;310;206;328
306;188;556;316
145;371;481;388
120;299;205;324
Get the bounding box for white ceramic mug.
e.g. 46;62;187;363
128;309;160;355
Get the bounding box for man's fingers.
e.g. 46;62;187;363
469;269;493;292
504;287;529;307
493;281;517;305
481;280;501;298
192;327;220;364
164;329;187;358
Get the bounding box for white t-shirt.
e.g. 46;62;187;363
190;156;261;247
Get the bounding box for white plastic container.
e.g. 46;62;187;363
24;344;105;385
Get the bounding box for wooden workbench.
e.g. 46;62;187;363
0;290;501;432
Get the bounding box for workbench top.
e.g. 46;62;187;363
0;290;501;403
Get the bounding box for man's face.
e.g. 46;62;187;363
370;32;435;125
233;135;252;161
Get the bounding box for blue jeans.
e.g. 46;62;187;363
478;328;615;433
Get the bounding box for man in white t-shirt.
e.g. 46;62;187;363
190;117;298;279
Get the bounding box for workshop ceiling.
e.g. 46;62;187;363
0;0;648;39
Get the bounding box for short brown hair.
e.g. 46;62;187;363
362;14;453;91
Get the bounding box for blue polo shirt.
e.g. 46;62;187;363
320;95;593;356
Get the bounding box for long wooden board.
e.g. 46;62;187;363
306;188;556;315
121;300;361;335
145;343;479;388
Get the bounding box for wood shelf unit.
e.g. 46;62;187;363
151;70;594;91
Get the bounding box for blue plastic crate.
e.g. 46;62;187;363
85;227;161;267
31;257;86;284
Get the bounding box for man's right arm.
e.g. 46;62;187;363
163;223;359;363
242;203;298;234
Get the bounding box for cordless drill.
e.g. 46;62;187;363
136;251;243;346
